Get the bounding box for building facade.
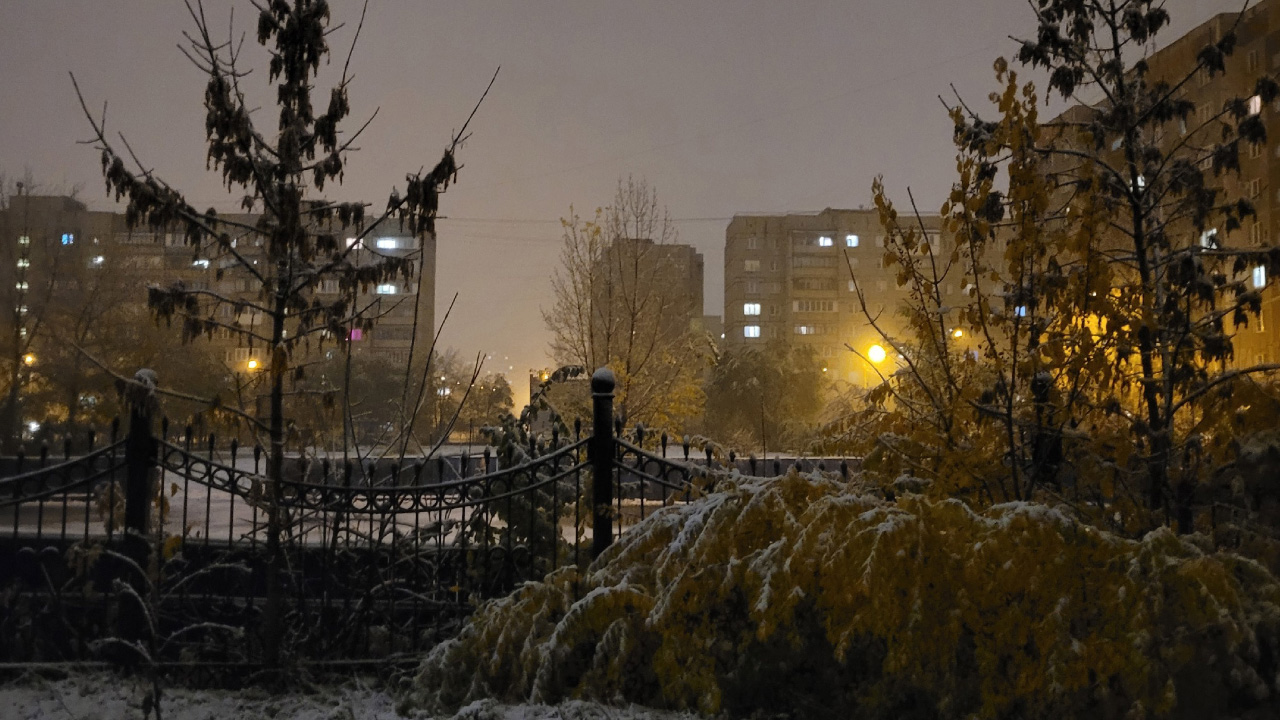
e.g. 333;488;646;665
0;193;436;376
1042;1;1280;367
723;208;958;386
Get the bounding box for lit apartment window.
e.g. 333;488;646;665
91;256;105;266
61;233;75;245
743;303;761;316
15;282;28;291
1015;305;1028;317
192;259;210;268
16;258;29;268
349;328;364;341
817;235;833;247
794;325;816;335
346;237;360;248
18;235;30;246
1249;95;1263;116
743;325;761;339
375;283;397;295
376;238;399;249
1199;229;1218;249
17;305;28;315
1253;266;1268;289
846;234;859;247
744;259;761;272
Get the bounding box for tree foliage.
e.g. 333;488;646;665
73;0;477;663
410;471;1280;719
703;340;827;453
833;1;1280;541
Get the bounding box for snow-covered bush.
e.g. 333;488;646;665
409;471;1280;719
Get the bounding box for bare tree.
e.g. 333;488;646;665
544;178;708;431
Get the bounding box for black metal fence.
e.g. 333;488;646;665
0;368;853;669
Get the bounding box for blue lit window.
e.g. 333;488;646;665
1253;266;1268;289
61;233;75;245
743;325;761;338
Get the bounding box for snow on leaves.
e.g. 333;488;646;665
411;471;1280;718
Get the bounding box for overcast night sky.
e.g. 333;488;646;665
0;0;1225;402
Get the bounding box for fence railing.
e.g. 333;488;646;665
0;367;853;669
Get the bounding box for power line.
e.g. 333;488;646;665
437;215;733;225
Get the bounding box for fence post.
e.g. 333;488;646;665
589;368;615;560
124;369;158;546
121;368;158;653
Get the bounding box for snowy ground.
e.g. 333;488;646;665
1;671;699;720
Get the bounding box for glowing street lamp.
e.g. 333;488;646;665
952;328;964;339
246;359;260;371
22;353;35;367
867;344;887;364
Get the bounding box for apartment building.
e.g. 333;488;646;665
0;193;435;374
723;208;959;386
1042;1;1280;366
1165;0;1280;366
599;237;704;330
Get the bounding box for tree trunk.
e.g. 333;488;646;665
263;294;287;667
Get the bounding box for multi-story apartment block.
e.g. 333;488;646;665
599;237;704;330
724;208;958;386
1042;1;1280;367
0;193;435;375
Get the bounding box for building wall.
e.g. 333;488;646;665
723;208;958;386
0;195;436;375
1044;1;1280;367
582;237;705;368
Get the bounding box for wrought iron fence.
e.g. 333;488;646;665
0;367;856;668
0;368;681;666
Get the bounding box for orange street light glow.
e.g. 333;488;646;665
868;344;887;363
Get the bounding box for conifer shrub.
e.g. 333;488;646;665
409;471;1280;719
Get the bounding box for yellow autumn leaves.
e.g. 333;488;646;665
411;471;1280;718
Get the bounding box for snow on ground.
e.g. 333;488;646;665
1;671;698;720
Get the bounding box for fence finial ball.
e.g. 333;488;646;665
121;368;159;412
591;367;616;395
134;368;158;390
